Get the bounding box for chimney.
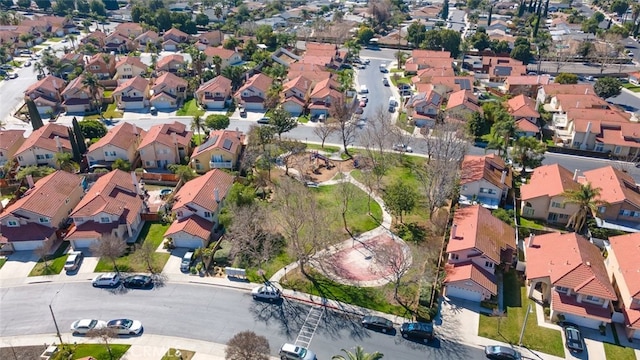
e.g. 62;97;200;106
537;75;540;83
235;127;240;139
500;169;507;184
131;171;139;194
528;233;535;248
451;224;457;239
214;188;220;203
172;132;178;145
586;261;591;267
133;125;138;136
26;175;35;188
585;88;589;95
54;135;62;150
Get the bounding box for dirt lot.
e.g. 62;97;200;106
0;345;48;360
286;152;355;182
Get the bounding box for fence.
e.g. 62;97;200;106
141;213;160;221
139;172;179;184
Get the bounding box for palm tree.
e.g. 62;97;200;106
191;115;204;145
221;65;245;91
67;34;77;50
561;183;606;233
33;62;46;77
81;72;104;114
54;152;76;172
211;55;222;76
332;346;384;360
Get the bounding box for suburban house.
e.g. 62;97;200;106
404;50;453;74
444;205;516;302
406;86;444;128
234;73;273;111
507;94;540;137
536;83;595;105
271;47;301;68
411;67;456;85
85;53;116;80
66;170;145;249
24;75;65;115
421;76;474;94
580;166;640;231
479;57;527;81
520;164;581;224
525;232;617;329
308;78;342;118
138;122;192;169
459;154;512;209
548;93;610;113
115;56;147;84
190;130;245;173
203;47;242;70
60;75;103;114
103;32;135;54
165;169;235;248
503;75;552;97
112;76;150;110
195;30;224;49
605;233;640;340
81;30;107;48
195;76;233;110
156;54;186;73
162;27;190;45
14;124;72;168
287;63;332;83
114;22;144;38
162;39;180;52
300;42;344;69
86;123;145;168
58;53;85;78
445;90;481;119
135;30;160;50
0;171;84;251
150;72;188;110
281;76;311;116
0;130;25;166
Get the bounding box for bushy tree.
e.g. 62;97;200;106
111;158;131;171
26;99;44;131
555;73;579;84
382;180;419;224
268;106;297;140
594;77;622;99
205;114;230;130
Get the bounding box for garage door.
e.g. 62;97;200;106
72;239;97;249
445;285;484;302
173;235;205;249
12;241;43;251
243;102;263;111
561;313;602;329
152;100;172;109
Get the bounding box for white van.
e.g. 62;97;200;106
359;85;368;94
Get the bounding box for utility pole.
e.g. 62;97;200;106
518;303;532;346
49;290;63;346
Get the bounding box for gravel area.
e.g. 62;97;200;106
0;345;48;360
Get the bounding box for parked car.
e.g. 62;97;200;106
92;273;120;287
379;64;387;73
23;61;31;67
123;275;153;289
400;322;434;342
239;106;247;117
251;283;282;301
181;251;194;272
359;100;367;107
7;72;18;79
149;106;157;115
362;315;394;333
305;181;319;188
317;114;326;122
355;107;364;115
562;323;585;353
484;345;522;360
359;84;368;94
279;343;317;360
257;117;270;124
64;251;83;271
382;78;389;86
393;144;413;153
70;319;107;335
106;318;143;335
356;119;366;128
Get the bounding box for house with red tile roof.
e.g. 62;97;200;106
203;46;242;70
165;169;235;248
81;30;107;48
459;154;512;209
85;53;116;80
418;76;474;94
135;30;160;51
150;72;188;110
61;75;103;114
411;67;456;85
479;57;527;81
0;130;25;167
0;171;84;251
281;76;312;116
114;22;144;38
503;75;552;97
234;73;273;111
308;78;342;118
66;170;145;249
406;85;444;128
286;63;332;83
195;76;233;110
14;124;72;168
300;42;342;69
506;95;540;137
580;166;640;231
104;32;135;54
536;83;595;105
115;56;147;84
190;130;245;173
113;76;150;110
520;164;581;224
525;232;617;329
156;54;186;74
548;93;610;113
138;122;192;170
444;205;516;302
195;30;224;50
162;27;190;45
87;123;145;168
404;50;453;74
446;90;481;120
606;233;640;340
24;75;65;115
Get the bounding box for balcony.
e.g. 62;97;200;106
210;160;233;169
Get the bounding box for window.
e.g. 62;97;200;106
104;151;117;157
100;217;110;223
573;142;581;148
212;155;223;162
551;201;565;209
620;209;632;217
479;188;497;195
7;220;18;227
145;161;152;166
449;253;459;260
17;156;23;161
204;211;212;218
614;146;622;154
523;207;535;216
45;154;53;159
584;295;603;304
558;213;569;220
556;286;569;294
594;143;604;152
36;154;45;160
598;206;606;213
485;261;494;268
39;217;50;223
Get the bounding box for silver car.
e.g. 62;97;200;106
107;318;143;335
92;272;120;287
71;319;107;335
279;343;317;360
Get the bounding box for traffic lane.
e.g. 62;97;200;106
359;48;397;61
607;89;640;112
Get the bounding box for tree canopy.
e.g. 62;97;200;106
594;77;622;99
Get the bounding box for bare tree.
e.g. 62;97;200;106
86;327;119;360
372;240;412;302
312;119;338;148
368;0;391;26
90;234;127;275
361;108;396;189
225;331;270;360
330;97;358;158
34;240;54;270
227;204;279;270
132;240;158;274
278;139;307;176
337;177;357;238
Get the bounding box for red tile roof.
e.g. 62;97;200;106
608;233;640;299
196;76;232;98
540;84;595;97
507;94;540;119
115;56;147;70
460;154;512;189
0;130;25;151
138;121;192;150
114;75;149;95
191;130;245;158
25;75;65;97
203;46;237;60
445;261;498;295
446;205;516;263
526;232;617;300
283;76;312;93
582;166;640;208
156;54;184;69
15;123;72;155
505;75;552;86
552;291;613;322
152;72;187;93
88;122;145;153
172;170;235;215
0;222;56;244
554;93;610;110
237;73;273;94
66;221;119;240
515;118;539;133
520;164;579;201
165;215;213;240
446;89;480;112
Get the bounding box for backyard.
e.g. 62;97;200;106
176;99;205;117
29;242;70;276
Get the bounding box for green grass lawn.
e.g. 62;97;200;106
310;183;383;236
0;258;6;269
48;37;64;42
246;251;294;283
396;112;415;134
518;217;545;230
29;242;70;276
305;143;340;153
176;99;204;117
84;103;123;120
603;342;637;360
622;83;640;93
103;90;113;98
94;222;170;273
162;348;195;360
478;271;564;357
70;344;130;360
298;115;310;123
390;76;411;87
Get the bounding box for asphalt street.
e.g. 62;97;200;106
0;282;487;360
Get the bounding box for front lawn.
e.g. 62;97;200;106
29;242;70;276
48;37;64;42
69;344;130;360
84;103;123;121
478;271;564;357
246;252;294;283
176;99;205;117
0;258;6;269
94;222;170;273
518;217;545;230
622;83;640;93
396;112;414;134
604;342;636;360
162;348;195;360
390;75;411;87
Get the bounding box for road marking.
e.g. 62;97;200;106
294;306;324;349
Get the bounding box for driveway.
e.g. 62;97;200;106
0;252;38;280
162;248;190;276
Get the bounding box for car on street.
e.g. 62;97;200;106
362;315;394;333
239;106;246;117
181;251;194;272
356;119;366;128
24;61;31;67
484;345;522;360
362;58;370;65
123;274;153;289
359;100;367;107
106;318;143;335
355;107;364;114
70;319;107;335
149;106;157;115
7;72;18;79
305;181;319;188
257;117;270;124
393;144;413;153
64;251;83;271
252;283;282;301
92;273;120;287
400;322;434;342
279;343;317;360
359;84;368;94
562;323;585;353
382;78;389;86
379;64;387;72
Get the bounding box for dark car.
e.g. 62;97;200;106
362;315;394;333
123;275;153;289
400;322;434;342
484;345;521;360
563;323;585;353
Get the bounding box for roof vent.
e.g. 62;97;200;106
586;261;591;267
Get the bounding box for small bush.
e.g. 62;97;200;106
415;305;438;322
419;285;432;307
190;266;197;274
481;300;498;311
213;247;231;266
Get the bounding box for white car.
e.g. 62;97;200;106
64;251;83;271
279;343;317;360
106;318;143;335
92;272;120;287
70;319;107;335
393;144;413;153
252;284;282;301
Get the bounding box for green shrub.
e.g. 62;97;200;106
415;305;438;322
481;300;498;311
419;285;432;307
213;247;230;266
